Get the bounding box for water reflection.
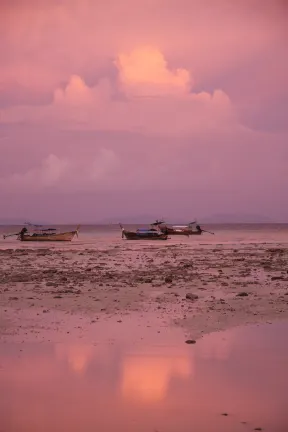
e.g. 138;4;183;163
54;344;95;374
121;351;192;402
0;322;287;432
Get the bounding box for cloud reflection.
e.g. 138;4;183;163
54;343;94;374
121;350;193;402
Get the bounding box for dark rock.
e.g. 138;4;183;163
182;263;193;268
236;292;249;297
186;293;199;301
185;339;196;344
271;276;283;281
9;296;19;301
164;276;173;284
221;413;228;416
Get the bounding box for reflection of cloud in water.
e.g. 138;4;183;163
196;331;234;361
54;344;94;374
121;350;193;402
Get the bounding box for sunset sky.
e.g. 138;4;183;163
0;0;287;222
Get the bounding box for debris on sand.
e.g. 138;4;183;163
186;293;199;301
1;243;288;341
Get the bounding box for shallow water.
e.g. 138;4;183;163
1;223;288;250
1;321;287;432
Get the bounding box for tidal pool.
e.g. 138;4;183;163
0;321;287;432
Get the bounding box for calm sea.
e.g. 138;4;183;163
0;224;288;250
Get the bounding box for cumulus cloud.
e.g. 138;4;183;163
0;0;287;218
0;149;119;192
1;46;235;135
54;75;94;106
116;46;191;96
0;154;70;191
0;0;286;133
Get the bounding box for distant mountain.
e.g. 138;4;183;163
0;214;282;225
200;213;276;224
96;213;278;225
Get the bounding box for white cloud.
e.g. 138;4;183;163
1;47;235;136
116;46;191;97
0;149;120;193
0;154;69;191
91;148;119;181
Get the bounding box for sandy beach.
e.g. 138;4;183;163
1;241;288;342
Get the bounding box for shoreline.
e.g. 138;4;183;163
1;243;288;343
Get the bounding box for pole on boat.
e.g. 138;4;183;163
202;229;215;235
119;223;125;238
75;225;80;238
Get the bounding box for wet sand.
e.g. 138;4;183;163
1;243;288;342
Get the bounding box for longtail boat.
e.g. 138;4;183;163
3;225;80;242
151;220;214;236
119;224;168;240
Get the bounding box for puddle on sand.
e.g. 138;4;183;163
0;321;288;432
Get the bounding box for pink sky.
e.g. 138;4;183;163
0;0;287;222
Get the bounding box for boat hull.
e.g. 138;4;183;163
122;230;168;240
161;228;190;236
185;230;202;236
160;227;202;236
19;231;78;242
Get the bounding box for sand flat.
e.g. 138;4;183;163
1;243;288;341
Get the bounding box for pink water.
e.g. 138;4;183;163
0;320;287;432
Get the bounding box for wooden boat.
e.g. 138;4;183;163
151;220;213;236
159;226;191;236
120;224;168;240
3;225;80;242
151;220;200;236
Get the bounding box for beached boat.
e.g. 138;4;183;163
158;224;191;236
151;220;198;236
119;224;168;240
3;225;80;242
151;220;213;236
